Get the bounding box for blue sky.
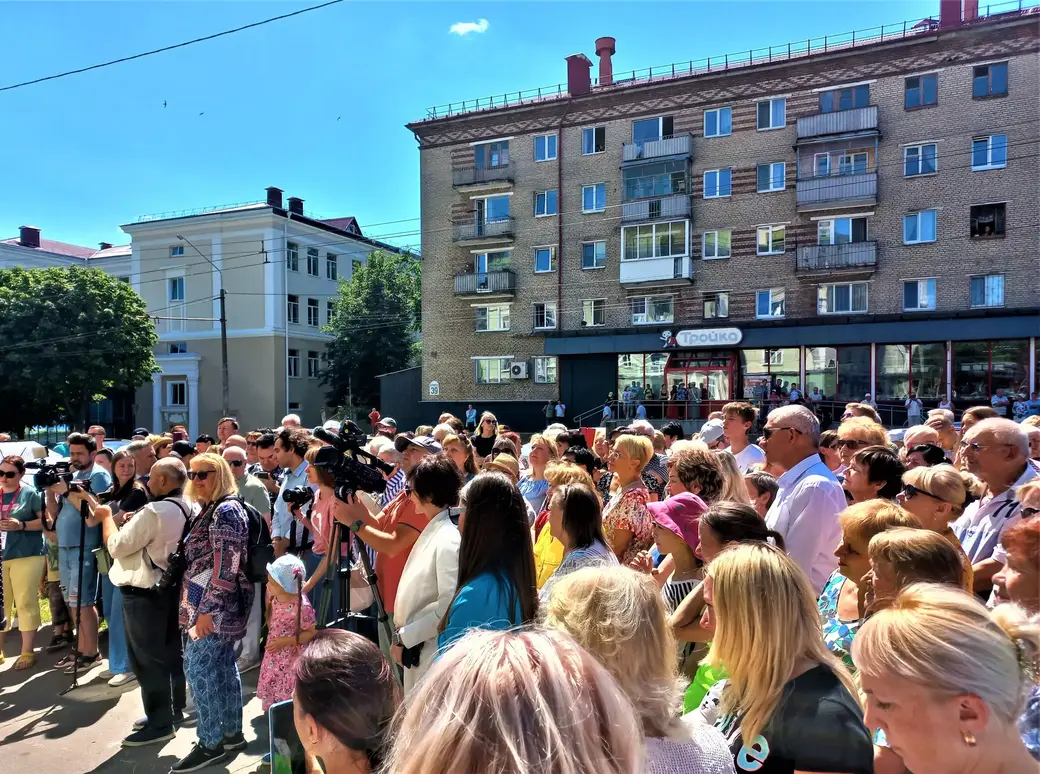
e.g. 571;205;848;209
0;0;938;249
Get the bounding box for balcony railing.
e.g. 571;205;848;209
452;164;514;188
796;171;877;210
797;105;879;139
454;269;517;295
453;217;515;243
622;134;693;163
621;194;691;223
796;241;878;271
620;255;693;284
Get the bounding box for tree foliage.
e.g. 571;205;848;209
323;250;420;412
0;267;158;433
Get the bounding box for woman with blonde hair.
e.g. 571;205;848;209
700;542;873;773
470;411;499;459
603;434;655;563
519;433;558;514
532;464;596;589
441;432;478;481
853;584;1040;774
837;417;889;469
544;566;733;773
864;528;965;609
382;629;645;774
713;450;751;505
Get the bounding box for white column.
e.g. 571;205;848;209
152;377;162;434
187;375;200;439
946;341;954;402
211;236;223;331
1030;337;1036;396
869;344;877;401
798;346;806;391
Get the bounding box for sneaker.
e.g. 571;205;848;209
222;731;247;751
170;743;228;773
98;669;115;680
45;632;73;653
133;711;187;731
63;652;101;675
109;672;137;688
122;725;175;747
235;657;260;674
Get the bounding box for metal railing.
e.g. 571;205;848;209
621;194;691;223
419;1;1036;120
622;134;693;162
797;171;878;208
454;269;517;295
452;164;514;187
453;217;515;242
797;105;879;139
797;241;878;270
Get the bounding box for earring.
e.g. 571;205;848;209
962;731;977;747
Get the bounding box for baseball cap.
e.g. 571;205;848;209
648;492;707;552
170;440;197;458
322;420;341;433
394;435;442;454
132;427;150;438
267;554;306;594
378;417;398;429
698;419;725;445
483;453;519;482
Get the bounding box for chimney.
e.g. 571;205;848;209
98;242;113;250
266;186;284;208
940;0;962;27
963;0;979;21
19;225;40;248
287;197;304;216
565;53;593;97
595;37;616;86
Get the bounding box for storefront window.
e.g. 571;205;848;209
646;353;667;401
912;343;947;399
805;347;837;397
991;340;1029;396
876;345;910;400
837;346;871;401
952;342;989;401
740;349;799;402
618;354;645;398
952;341;1026;402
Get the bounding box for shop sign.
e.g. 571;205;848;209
662;328;743;349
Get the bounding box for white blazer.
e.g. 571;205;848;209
393;507;461;692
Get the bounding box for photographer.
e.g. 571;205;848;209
101;458;190;747
45;432;111;672
251;432;285;516
273;427;311;557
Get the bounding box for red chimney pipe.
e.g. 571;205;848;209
565;53;592;96
940;0;962;27
595;37;616;86
963;0;979;21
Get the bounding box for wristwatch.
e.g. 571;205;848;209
391;630;402;647
348;519;364;534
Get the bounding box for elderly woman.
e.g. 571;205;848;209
174;453;254;773
666;446;724;502
864;528;965;609
602;434;655;564
843;446;906;503
837;417;890;470
0;455;46;670
539;483;617;602
518;433;557;513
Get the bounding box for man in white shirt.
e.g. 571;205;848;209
991;388;1010;418
788;384;802;403
721;401;765;473
761;405;848;594
862;393;877;409
273;426;312;557
905;392;924;425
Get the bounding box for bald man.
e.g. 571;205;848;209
224;435;248;451
280;414;301;429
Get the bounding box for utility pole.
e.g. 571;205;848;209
177;234;230;417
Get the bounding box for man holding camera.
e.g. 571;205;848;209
250;432;284;519
273;427;311;557
44;432;112;672
102;458;191;747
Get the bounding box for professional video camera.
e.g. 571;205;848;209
281;485;315;508
24;460;87;492
311;420;393;502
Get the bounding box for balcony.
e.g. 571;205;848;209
453;217;514;245
796;106;878;140
620;255;693;286
622;194;691;223
452;164;514;190
454;269;516;296
622;133;692;163
796;172;877;211
797;241;877;272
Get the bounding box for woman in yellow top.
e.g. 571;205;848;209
532;463;593;588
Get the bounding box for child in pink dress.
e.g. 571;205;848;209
256;554;317;711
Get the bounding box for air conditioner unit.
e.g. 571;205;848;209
509;360;529;379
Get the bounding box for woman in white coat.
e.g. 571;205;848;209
391;454;463;693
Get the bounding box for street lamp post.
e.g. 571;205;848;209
177;234;230;418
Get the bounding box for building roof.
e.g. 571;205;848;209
90;244;132;260
320;217;362;236
0;236;98;260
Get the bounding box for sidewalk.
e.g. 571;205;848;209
0;628;267;774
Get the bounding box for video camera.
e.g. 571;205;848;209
311;420;393;502
25;460;90;492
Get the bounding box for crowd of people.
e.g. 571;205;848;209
0;397;1038;774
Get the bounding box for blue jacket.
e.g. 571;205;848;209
436;572;522;654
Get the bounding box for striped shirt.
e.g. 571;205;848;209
662;577;699;614
381;470;406;508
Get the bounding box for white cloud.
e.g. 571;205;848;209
449;19;489;36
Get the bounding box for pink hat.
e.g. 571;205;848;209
647;493;707;552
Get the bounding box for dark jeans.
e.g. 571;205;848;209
122;585;186;729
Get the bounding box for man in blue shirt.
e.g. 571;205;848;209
45;432;112;671
465;405;477;432
273;426;312;557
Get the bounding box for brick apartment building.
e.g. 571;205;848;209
403;1;1040;429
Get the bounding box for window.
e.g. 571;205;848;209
973;62;1008;98
286;242;299;272
167;276;185;302
582;126;606;155
756;225;786;255
818;282;868;314
582;241;607;270
904;143;937;176
838;152;869;175
307;351;320;379
704;293;729;319
970;275;1005;307
474;140;509;168
905;73;938;108
168;342;187;355
476;195;510;225
326;254;338;280
970;203;1006;238
533;302;557;330
971;134;1007;170
534;356;558;384
581;299;606;327
475;357;512;384
534;190;558;217
702;230;731;260
534;247;557;273
703;168;732;198
756;162;786;192
306;248;319;276
167;381;187;407
287;294;300;324
814;153;831;177
169;245;184;258
818;217;867;245
630;296;674;325
475;304;511;332
756;97;786;130
288;402;301;412
622;159;687;200
632;116;674;146
819;84;868;113
622;220;689;261
582;183;606;213
307;298;320;327
534;134;557;161
903;210;937;244
756;288;786;318
287;349;300;378
326;299;334;325
903;279;937;311
704;107;732;138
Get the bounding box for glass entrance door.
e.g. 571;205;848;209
663;352;735;421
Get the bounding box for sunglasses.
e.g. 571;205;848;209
900;483;937;500
0;470;18;479
761;426;802;440
228;460;244;468
959;440;1014;453
1018;503;1040;519
187;470;215;481
836;438;871;450
483;419;498;425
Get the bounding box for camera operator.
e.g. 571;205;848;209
45;432;112;672
273;427;312;558
250;432;284;520
101;458;190;746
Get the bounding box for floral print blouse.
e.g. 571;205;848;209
602;484;654;565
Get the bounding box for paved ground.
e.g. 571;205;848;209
0;628;268;774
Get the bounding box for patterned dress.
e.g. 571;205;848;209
817;569;863;671
256;594;316;710
602;485;654;565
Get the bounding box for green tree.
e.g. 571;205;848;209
323;250;420;413
0;266;158;433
